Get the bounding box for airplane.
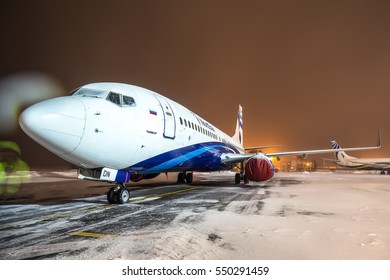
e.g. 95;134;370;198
18;82;381;204
331;137;390;174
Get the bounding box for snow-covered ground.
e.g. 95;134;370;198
51;172;390;260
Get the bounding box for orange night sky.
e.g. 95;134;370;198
1;0;390;167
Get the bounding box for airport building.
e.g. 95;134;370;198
273;155;317;172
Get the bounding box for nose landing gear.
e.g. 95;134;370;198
107;183;129;204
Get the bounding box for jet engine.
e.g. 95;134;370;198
245;154;275;182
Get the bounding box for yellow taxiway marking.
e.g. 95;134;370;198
0;224;19;231
69;231;119;238
67;187;200;239
39;205;111;221
0;186;200;231
129;186;200;203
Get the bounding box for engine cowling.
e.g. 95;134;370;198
245;155;275;182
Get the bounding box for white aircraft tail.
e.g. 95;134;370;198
232;105;243;147
331;140;357;164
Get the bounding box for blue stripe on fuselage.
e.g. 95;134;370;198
127;142;239;173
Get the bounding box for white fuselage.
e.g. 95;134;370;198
19;83;244;175
335;156;390;169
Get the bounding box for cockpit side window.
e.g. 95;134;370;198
123;95;136;106
107;92;121;105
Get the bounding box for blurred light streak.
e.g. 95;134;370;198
0;141;30;195
0;72;65;134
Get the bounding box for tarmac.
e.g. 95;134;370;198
1;170;390;260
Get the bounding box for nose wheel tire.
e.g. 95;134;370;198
107;184;129;204
107;187;117;204
117;188;130;204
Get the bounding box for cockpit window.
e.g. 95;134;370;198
107;92;121;105
72;88;107;98
106;91;136;107
123;95;135;106
69;87;81;95
71;87;136;108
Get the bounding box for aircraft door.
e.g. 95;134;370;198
154;95;176;139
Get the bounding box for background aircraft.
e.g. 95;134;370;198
331;137;390;174
19;82;380;204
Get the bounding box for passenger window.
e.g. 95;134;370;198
123;95;136;106
107;92;121;105
179;117;183;125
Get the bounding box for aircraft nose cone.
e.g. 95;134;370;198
19;97;86;154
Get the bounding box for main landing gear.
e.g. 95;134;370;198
107;183;129;204
235;172;249;184
177;171;193;184
235;162;248;185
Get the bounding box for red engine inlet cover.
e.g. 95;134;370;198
245;157;275;182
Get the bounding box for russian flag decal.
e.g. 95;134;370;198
149;109;157;116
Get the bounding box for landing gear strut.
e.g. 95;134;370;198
107;183;129;204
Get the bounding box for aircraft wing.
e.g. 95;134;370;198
220;145;379;165
222;130;381;164
267;129;381;158
244;145;282;151
265;146;379;158
220;144;379;165
220;153;255;165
